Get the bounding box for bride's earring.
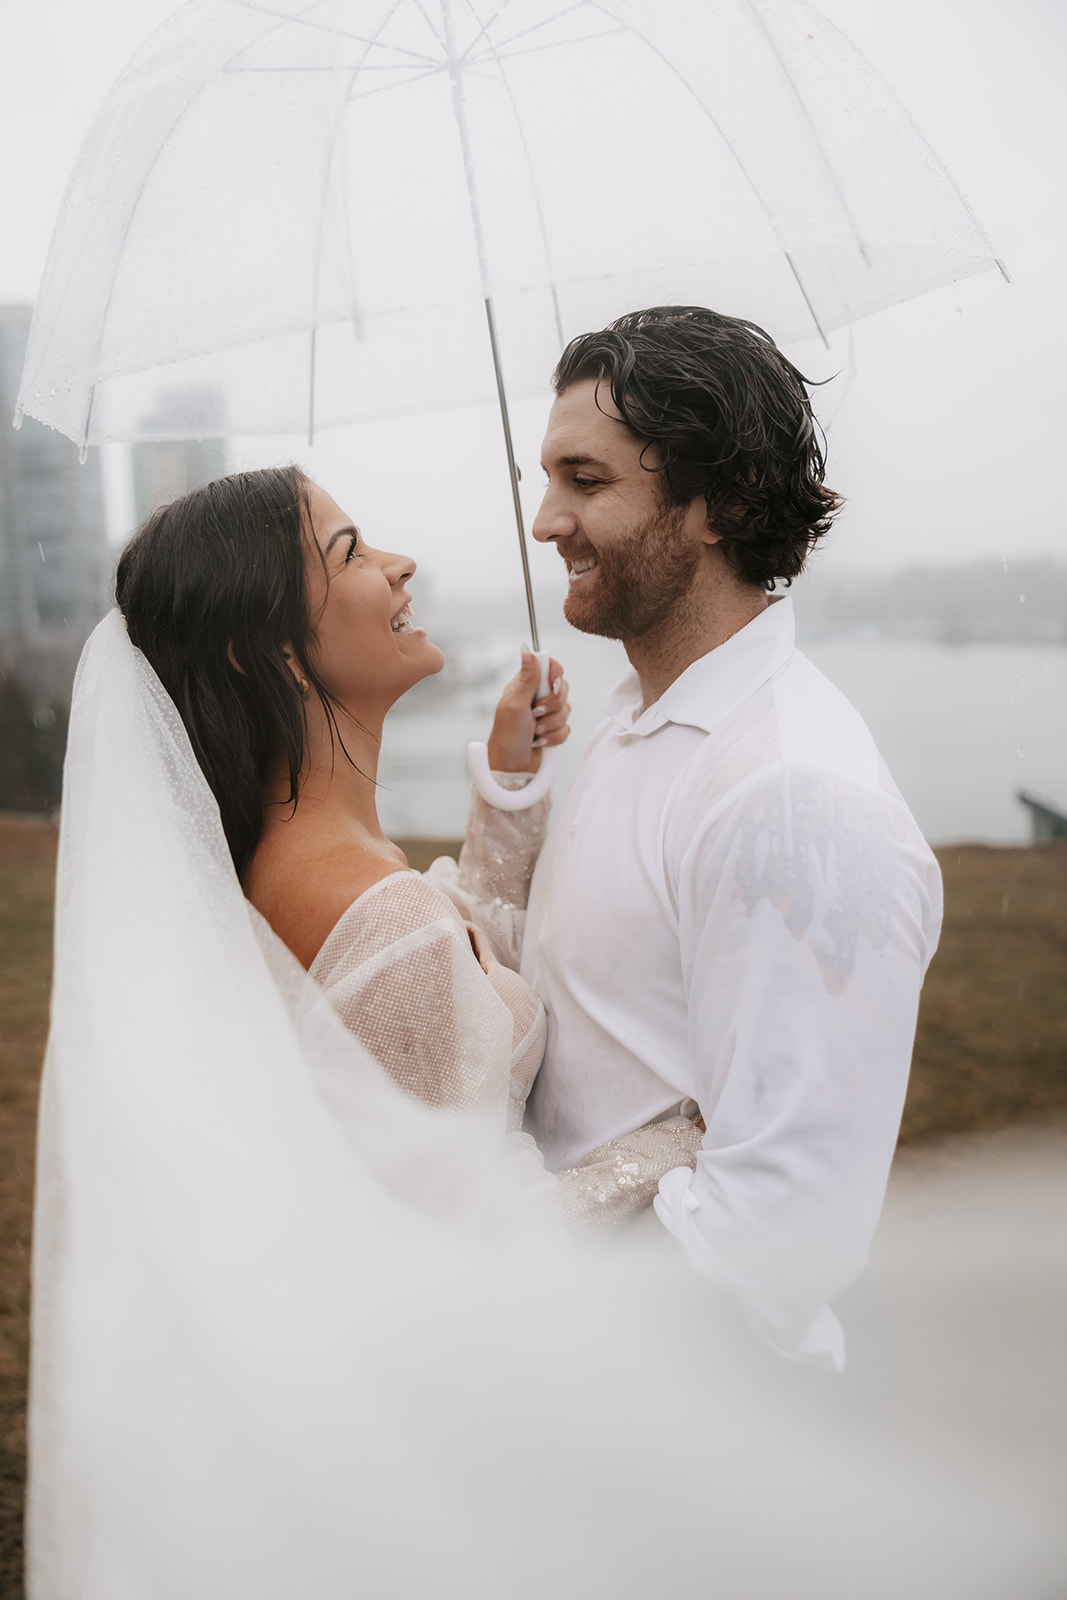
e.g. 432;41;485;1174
295;675;311;700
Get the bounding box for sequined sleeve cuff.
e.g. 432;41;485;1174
556;1117;704;1229
455;773;551;911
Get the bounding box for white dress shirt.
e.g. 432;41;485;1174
521;597;942;1365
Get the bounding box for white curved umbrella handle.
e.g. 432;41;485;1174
467;650;561;811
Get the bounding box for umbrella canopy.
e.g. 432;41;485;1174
17;0;1001;451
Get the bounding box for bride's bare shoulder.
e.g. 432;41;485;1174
244;820;410;970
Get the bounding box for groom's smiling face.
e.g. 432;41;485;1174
532;379;716;642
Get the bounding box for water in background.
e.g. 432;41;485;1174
802;638;1066;844
378;623;1067;847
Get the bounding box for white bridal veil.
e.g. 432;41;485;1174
27;612;1061;1598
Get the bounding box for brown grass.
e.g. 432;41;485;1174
0;816;55;1597
0;821;1062;1591
901;841;1067;1143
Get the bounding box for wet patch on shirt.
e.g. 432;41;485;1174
731;770;897;991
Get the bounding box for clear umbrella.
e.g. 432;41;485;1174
16;0;1003;803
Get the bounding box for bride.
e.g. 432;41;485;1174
113;465;701;1217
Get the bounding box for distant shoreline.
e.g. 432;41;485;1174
795;624;1067;646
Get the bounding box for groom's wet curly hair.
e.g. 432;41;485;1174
553;306;842;588
117;465;345;881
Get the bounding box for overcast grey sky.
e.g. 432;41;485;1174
2;0;1064;596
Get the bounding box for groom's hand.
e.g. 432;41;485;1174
486;649;570;775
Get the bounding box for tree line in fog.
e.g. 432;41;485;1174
790;557;1067;643
434;557;1067;648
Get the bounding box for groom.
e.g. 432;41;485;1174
520;306;942;1368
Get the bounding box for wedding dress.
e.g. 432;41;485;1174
308;799;702;1220
27;612;1057;1599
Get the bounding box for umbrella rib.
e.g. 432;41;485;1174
77;6;309;445
583;0;829;346
454;0;598;59
226;60;444;74
745;0;1005;287
307;88;346;446
325;0;419;397
456;0;603;62
234;0;384;445
746;0;1007;286
84;0;415;443
335;0;445;98
347;66;448;101
237;0;416;434
228;0;441;67
782;254;830;349
452;0;527;62
456;0;566;347
411;0;448;56
463;27;624;65
741;0;870;268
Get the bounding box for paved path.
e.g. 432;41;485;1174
874;1124;1067;1522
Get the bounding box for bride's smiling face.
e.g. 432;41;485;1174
301;484;444;710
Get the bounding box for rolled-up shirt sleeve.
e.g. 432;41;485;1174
654;762;942;1368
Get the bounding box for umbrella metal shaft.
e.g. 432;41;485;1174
441;0;541;654
482;295;540;654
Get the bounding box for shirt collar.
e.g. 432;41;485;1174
603;595;795;738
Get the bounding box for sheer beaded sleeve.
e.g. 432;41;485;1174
425;773;550;970
309;873;518;1117
310;869;701;1228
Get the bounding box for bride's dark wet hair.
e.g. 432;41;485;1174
116;465;338;880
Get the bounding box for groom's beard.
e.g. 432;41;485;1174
562;501;701;642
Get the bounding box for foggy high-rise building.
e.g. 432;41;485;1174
131;388;226;525
0;304;111;697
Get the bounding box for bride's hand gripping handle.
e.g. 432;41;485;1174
467;648;569;811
